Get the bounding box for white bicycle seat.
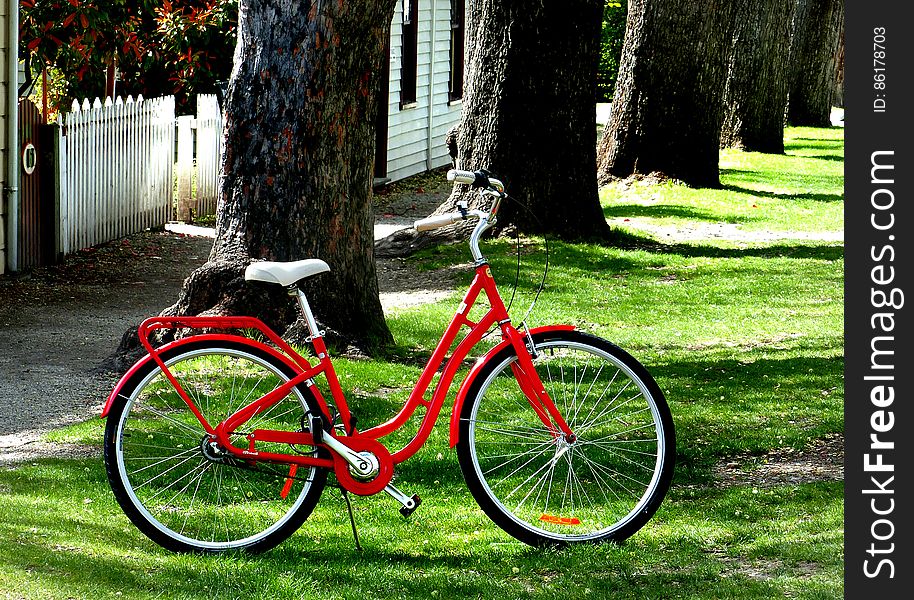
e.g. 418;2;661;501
244;259;331;287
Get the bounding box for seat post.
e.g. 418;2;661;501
292;287;322;340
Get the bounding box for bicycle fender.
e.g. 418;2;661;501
448;325;575;447
100;334;301;418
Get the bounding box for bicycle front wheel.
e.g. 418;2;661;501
104;340;328;553
457;330;675;546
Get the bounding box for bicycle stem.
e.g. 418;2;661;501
469;190;503;264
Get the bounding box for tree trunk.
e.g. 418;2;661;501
145;0;396;355
376;0;610;258
596;0;736;188
720;0;795;154
787;0;844;126
832;27;845;108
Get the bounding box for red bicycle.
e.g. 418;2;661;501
102;169;675;553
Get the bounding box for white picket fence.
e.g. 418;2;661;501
194;94;224;217
58;94;224;256
60;95;174;255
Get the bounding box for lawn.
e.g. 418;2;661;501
0;126;844;599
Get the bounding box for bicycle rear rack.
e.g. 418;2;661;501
137;316;312;370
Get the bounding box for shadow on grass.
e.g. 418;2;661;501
0;510;803;600
786;137;844;145
719;183;843;203
720;168;842;195
785;138;844;156
0;435;842;599
559;234;845;262
785;153;844;163
348;323;843;486
602;203;745;223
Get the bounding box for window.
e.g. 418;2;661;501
449;0;465;102
400;0;419;108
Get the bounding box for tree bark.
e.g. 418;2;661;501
596;0;736;188
787;0;844;126
146;0;396;355
376;0;610;258
719;0;795;154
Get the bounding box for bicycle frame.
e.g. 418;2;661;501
103;174;580;498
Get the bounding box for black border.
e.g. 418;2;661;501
845;1;913;596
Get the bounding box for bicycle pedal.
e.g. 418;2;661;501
398;494;421;518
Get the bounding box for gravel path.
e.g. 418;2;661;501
0;232;212;464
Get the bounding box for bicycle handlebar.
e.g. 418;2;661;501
414;212;463;231
447;169;505;193
414;209;489;232
412;169;504;263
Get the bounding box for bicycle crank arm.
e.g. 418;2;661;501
320;434;375;476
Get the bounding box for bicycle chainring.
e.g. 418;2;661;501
332;436;394;496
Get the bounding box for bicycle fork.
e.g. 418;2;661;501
505;326;576;442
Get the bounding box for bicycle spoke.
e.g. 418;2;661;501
581;440;659;459
142;457;210;504
174;464;213;535
576;368;623;429
130;451;202;490
503;451;561;504
579;452;650;494
481;438;556;477
467;419;554;441
568;362;587;424
576;391;646;435
583;421;660;444
514;452;561;514
125;446;198;476
567;450;595;515
573;361;605;424
578;449;619;506
248;401;304;431
138;402;203;440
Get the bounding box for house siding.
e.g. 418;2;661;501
385;0;462;183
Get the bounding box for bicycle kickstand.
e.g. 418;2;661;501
340;488;363;552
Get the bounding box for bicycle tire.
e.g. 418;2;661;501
104;339;328;553
456;330;675;546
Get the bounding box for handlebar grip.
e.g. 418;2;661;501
447;169;490;188
414;212;462;231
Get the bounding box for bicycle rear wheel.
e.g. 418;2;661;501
457;330;674;546
104;340;328;553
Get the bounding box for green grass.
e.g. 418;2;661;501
0;126;844;599
600;127;844;234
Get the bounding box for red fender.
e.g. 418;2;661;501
448;325;575;446
100;334;303;418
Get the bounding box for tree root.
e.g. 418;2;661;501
373;225;465;259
